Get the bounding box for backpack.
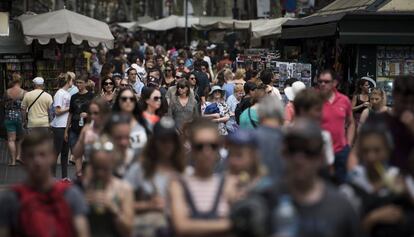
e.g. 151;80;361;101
12;181;74;237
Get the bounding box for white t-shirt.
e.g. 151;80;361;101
51;88;71;128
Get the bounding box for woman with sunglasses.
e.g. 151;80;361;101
139;87;165;129
169;118;235;236
81;136;134;237
168;79;199;132
72;98;111;176
113;88;149;158
100;77;116;106
124;117;186;237
162;65;176;89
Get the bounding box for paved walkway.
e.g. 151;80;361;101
0;139;75;188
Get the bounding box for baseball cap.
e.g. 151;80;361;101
32;77;44;85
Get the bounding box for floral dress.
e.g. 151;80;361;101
203;101;230;136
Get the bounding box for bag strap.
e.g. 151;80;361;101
27;90;45;113
248;108;258;128
208;175;226;216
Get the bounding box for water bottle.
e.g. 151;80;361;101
272;195;298;237
79;116;84;127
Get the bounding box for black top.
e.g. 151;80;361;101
69;91;95;134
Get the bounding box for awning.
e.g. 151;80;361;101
281;13;344;39
0;20;31;54
116;16;154;31
251;18;293;39
139;15;230;31
17;9;114;48
338;13;414;44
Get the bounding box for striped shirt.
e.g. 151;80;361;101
183;175;229;217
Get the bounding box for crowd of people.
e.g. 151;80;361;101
0;42;414;237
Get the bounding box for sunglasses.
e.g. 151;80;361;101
178;63;184;66
120;96;135;102
103;82;113;86
152;96;162;101
193;142;219;151
189;77;196;80
120;83;129;87
318;80;333;85
176;76;183;79
165;69;172;72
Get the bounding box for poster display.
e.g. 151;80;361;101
377;46;414;77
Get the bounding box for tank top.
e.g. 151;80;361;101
4;90;24;121
354;94;368;114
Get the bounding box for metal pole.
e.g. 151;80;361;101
185;0;188;46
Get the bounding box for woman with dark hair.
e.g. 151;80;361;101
81;136;134;237
124;117;186;237
139;87;165;128
4;77;26;166
352;78;371;124
100;76;116;106
168;79;199;131
73;97;111;165
162;65;176;89
113;88;149;158
341;122;414;237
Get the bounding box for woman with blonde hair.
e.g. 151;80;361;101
359;88;389;126
233;68;246;85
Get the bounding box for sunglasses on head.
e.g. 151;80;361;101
192;142;219;151
120;96;135;102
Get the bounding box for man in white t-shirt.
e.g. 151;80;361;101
51;76;73;178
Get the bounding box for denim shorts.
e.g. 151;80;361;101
4;119;24;134
69;131;80;150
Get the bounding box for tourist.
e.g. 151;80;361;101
352;78;371;125
65;74;95;178
169;118;234;236
359;88;389;127
125;117;186;237
202;86;230;136
113;88;149;157
0;131;89;237
4;77;26;166
81;136;134;237
100;76;116;106
21;77;53;133
168;79;199;131
283;81;305;125
51;74;73;178
318;70;355;184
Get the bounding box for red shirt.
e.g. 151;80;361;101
321;90;352;153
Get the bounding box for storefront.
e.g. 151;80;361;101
281;9;414;102
0;20;33;94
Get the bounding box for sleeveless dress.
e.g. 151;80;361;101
4;90;24;133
